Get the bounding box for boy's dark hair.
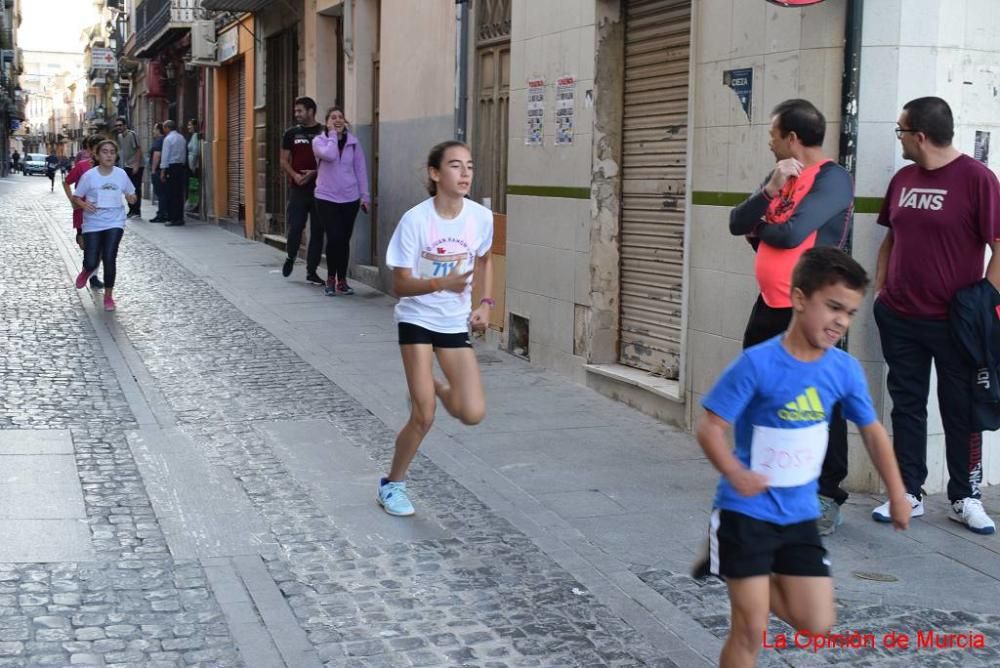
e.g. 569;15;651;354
294;96;317;113
771;99;826;147
902;96;953;147
792;247;869;297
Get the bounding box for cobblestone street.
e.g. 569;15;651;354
2;176;1000;667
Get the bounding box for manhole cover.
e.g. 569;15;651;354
852;571;898;582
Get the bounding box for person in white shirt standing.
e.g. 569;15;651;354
379;141;495;516
71;139;137;312
159;120;188;226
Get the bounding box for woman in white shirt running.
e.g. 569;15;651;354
71;139;137;312
379;141;495;516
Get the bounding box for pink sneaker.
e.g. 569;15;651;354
103;295;116;312
75;269;94;289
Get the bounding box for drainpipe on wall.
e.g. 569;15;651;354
838;0;863;255
455;0;470;143
343;0;354;64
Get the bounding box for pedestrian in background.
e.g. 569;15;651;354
160;120;188;226
280;96;324;283
378;141;495;517
185;118;201;213
148;123;167;222
45;150;59;192
113;117;144;219
871;96;1000;535
71;139;137;312
11;149;19;174
312;106;370;296
63;134;103;290
728;99;855;536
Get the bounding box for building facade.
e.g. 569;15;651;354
1;0;25;171
19;49;84;156
32;0;992;495
501;0;1000;494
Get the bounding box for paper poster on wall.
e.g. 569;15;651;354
526;78;545;146
723;68;753;122
555;76;576;145
975;130;991;165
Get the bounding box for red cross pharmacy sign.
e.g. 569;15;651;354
91;48;117;71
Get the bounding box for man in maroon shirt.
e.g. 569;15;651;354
872;97;1000;535
280;96;324;284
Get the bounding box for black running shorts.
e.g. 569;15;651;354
398;322;471;349
708;509;830;579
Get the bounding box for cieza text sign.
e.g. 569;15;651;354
724;68;753;121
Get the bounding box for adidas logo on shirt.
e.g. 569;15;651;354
777;387;826;421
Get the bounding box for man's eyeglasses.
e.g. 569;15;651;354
894;126;919;138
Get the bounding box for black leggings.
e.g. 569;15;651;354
314;199;360;282
82;228;125;289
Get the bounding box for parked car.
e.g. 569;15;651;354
22;153;48;176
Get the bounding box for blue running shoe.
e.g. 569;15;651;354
377;478;415;516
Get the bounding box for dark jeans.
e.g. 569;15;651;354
82;228;124;289
874;299;981;501
165;164;187;222
315;198;361;282
152;171;167;218
124;167;143;216
743;294;850;505
286;187;321;271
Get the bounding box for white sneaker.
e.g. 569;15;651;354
949;498;996;535
872;493;924;523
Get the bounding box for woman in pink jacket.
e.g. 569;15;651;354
312;107;370;296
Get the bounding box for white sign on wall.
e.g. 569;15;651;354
526;78;544;146
219;28;239;63
90;48;116;71
555;76;575;145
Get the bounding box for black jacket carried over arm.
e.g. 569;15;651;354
950;279;1000;431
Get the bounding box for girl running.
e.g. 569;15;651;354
71;139;137;312
63;135;104;289
312;106;370;296
379;141;495;516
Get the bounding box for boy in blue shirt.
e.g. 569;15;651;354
696;247;910;668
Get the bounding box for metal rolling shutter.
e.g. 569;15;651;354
619;0;690;378
226;61;245;220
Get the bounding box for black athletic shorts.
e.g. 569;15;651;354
708;509;830;579
398;322;471;348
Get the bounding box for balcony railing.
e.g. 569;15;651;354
135;0;196;55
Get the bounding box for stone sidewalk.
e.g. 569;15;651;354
122;200;1000;666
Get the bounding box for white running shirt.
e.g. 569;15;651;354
385;197;494;333
74;166;135;233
